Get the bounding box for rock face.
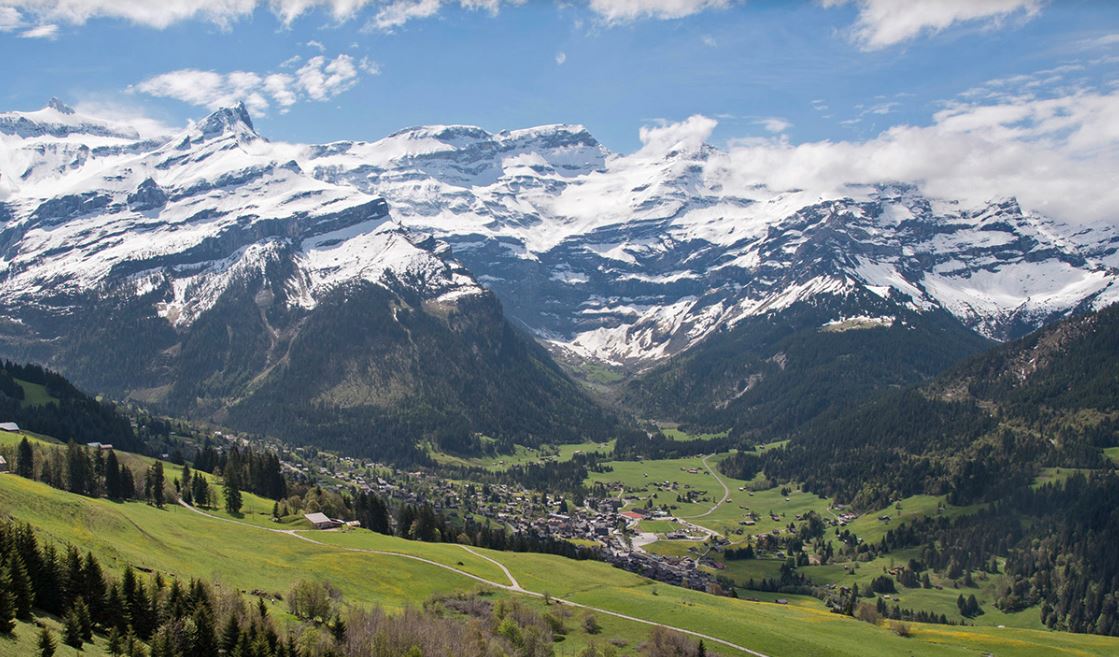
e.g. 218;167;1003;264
296;125;1119;368
1;99;1116;449
0;102;615;459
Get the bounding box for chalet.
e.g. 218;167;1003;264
0;422;20;433
304;512;342;530
86;442;113;451
0;455;8;473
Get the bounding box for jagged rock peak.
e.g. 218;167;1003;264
196;102;256;140
46;97;76;115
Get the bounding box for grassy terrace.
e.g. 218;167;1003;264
587;454;832;539
428;439;615;472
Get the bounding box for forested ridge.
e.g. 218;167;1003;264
716;302;1119;636
0;360;142;452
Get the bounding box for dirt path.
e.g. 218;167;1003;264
176;500;771;657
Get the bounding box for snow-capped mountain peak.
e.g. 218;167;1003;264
1;102;1116;372
192;102;258;143
46;97;76;115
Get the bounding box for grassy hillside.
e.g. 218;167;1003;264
3;472;1119;657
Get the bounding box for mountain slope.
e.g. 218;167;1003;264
757;301;1119;509
292;122;1118;434
624;293;992;437
300;128;1119;367
2;99;1117;450
0;102;615;459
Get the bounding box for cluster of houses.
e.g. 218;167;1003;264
604;550;717;591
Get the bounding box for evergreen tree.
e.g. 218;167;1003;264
223;476;242;515
75;597;93;641
0;578;14;635
16;437;34;478
107;626;122;656
105;450;122;499
150;461;166;508
81;552;107;626
66;441;91;495
38;627;56;657
119;464;137;499
191;604;218;657
181;463;193;505
7;555;34;620
220;615;240;653
62;608;83;648
191;473;209;508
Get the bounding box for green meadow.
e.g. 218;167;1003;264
4;473;1119;656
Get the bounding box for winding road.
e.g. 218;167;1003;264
679;454;732;521
177;500;771;657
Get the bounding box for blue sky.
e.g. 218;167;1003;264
1;1;1118;153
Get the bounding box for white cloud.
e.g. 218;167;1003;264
359;0;517;32
296;54;358;100
638;114;717;155
755;116;791;133
0;0;521;32
358;56;381;75
264;73;298;108
133;52;366;115
555;51;567;65
705;85;1119;226
71;98;177;139
701;34;717;47
305;39;326;51
20;22;57;38
1080;33;1119;50
368;0;441;31
588;0;729;23
0;0;260;29
0;6;23;30
823;0;1041;51
271;0;379;24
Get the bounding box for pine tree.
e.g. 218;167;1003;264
8;555;34;620
36;544;63;616
120;464;136;499
224;477;243;515
0;580;14;635
62;608;83;648
220;615;240;654
75;597;93;641
192;473;210;508
16;437;34;478
150;461;166;508
66;441;91;495
191;605;218;657
107;626;122;656
38;627;56;657
82;552;107;625
105;450;122;499
181;462;193;505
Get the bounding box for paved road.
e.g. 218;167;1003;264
678;454;733;527
177;500;772;657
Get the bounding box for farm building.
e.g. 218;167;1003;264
304;512;342;530
86;442;113;450
0;422;19;433
0;455;7;473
